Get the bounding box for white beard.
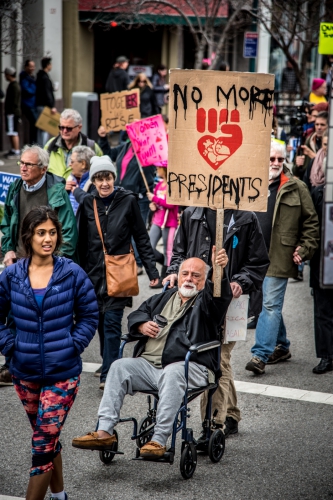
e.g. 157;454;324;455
269;165;283;181
179;282;199;298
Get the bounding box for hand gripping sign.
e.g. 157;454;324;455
167;69;275;212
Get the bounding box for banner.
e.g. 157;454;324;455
126;115;168;167
35;107;61;137
100;89;140;132
225;295;249;342
318;23;333;55
167;69;275;211
0;171;21;205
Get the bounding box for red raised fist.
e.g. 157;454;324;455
196;108;243;170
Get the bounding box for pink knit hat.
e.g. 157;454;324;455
312;78;326;91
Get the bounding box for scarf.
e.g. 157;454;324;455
310;147;326;187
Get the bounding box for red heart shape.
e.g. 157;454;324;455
197;125;243;170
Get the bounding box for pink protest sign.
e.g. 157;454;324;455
126;114;168;167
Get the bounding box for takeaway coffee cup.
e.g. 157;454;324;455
153;314;168;336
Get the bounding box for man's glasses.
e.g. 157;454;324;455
17;161;41;169
58;125;79;132
270;157;285;163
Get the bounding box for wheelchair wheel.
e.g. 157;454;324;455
208;429;225;463
99;430;118;465
136;416;154;448
180;443;197;479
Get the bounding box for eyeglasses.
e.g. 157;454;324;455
17;161;41;168
138;80;147;83
270;157;284;163
58;125;80;132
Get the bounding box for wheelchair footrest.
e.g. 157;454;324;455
101;450;125;455
132;451;174;464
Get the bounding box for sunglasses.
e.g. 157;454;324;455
270;157;284;163
138;80;147;83
58;125;79;132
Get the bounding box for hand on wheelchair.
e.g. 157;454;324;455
162;273;177;288
138;321;160;338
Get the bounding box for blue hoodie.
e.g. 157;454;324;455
0;256;99;383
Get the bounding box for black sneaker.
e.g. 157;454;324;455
267;345;291;365
0;364;13;386
223;417;238;437
245;356;266;374
94;365;102;377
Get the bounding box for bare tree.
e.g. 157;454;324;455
93;0;251;69
0;0;41;59
252;0;333;95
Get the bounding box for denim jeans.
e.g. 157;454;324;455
132;196;150;268
251;276;290;363
99;309;124;382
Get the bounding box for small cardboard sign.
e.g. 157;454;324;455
100;89;141;132
167;69;274;211
126;115;168;166
225;295;249;342
35;107;61;137
0;171;21;205
318;23;333;55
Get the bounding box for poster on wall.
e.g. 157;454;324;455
167;69;275;211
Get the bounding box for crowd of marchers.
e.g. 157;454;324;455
0;56;332;500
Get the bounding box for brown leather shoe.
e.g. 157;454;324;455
140;440;166;458
72;432;117;450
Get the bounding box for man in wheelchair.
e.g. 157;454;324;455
73;248;231;458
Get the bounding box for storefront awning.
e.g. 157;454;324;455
79;0;228;25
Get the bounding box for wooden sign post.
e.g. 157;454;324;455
213;208;225;297
167;69;275;296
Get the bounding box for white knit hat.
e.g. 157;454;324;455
89;155;117;180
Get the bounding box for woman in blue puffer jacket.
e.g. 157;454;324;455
0;206;99;500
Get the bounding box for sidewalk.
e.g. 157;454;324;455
0;153;21;175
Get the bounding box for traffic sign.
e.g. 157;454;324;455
243;32;258;58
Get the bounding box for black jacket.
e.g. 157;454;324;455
139;86;160;118
5;81;21;117
105;68;130;93
98;137;155;195
168;208;269;294
78;188;159;311
128;278;232;374
310;185;323;289
36;70;55;108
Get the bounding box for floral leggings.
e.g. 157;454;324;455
13;376;80;476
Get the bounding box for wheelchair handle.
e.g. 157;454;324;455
189;340;221;353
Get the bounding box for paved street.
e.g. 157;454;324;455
0;156;333;499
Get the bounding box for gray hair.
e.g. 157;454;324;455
270;141;286;158
178;260;210;278
72;145;95;168
60;108;82;126
21;145;49;169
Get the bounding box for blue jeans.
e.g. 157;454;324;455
251;277;290;363
132;196;150;268
99;309;124;382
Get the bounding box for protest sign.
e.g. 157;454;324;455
225;295;249;342
167;69;274;211
0;171;21;205
318;23;333;55
126;115;168;167
35;107;60;137
100;89;140;132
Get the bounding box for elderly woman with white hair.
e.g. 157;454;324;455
45;108;102;180
65;145;95;214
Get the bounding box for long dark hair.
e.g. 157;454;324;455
21;206;63;257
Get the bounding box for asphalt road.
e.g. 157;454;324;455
0;154;332;499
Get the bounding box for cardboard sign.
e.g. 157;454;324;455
318;23;333;55
126;115;168;166
0;171;21;205
225;295;249;342
100;89;140;132
167;69;274;211
35;107;61;137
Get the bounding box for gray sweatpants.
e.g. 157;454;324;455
98;357;209;446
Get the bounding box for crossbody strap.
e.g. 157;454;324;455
93;199;108;255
